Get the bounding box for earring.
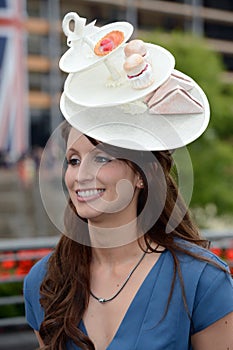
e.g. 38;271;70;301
137;177;144;188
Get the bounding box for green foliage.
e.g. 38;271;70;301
0;282;24;318
188;138;233;214
141;30;233;139
141;31;233;219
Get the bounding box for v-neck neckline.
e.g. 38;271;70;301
79;251;166;350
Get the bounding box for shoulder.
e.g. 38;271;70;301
162;238;233;304
173;238;232;288
159;238;230;282
170;239;233;332
175;238;229;269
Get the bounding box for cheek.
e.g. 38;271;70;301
96;165;114;183
98;165;137;190
64;168;73;190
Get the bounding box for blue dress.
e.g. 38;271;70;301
24;241;233;350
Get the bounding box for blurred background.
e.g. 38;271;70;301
0;0;232;349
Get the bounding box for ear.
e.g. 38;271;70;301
135;162;158;189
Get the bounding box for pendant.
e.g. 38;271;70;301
98;298;107;303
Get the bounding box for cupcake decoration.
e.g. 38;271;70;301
124;39;147;57
123;39;154;90
123;53;154;89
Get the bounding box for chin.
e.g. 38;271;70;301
75;207;103;221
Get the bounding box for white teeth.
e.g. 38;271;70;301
77;189;104;198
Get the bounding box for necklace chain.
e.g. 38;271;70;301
90;248;148;304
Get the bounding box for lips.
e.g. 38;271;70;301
76;188;105;202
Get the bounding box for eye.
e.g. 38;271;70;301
95;155;113;164
67;157;80;167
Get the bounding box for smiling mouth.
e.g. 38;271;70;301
76;189;105;201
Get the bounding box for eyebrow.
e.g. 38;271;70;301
66;146;114;160
66;147;80;156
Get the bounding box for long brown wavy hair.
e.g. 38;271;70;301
39;121;216;349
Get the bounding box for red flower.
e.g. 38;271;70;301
210;247;223;257
15;260;34;276
226;249;233;262
1;260;15;269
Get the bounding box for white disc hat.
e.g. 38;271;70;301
59;12;210;151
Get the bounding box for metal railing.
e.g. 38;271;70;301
0;231;232;331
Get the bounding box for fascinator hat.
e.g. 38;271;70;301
59;12;210;151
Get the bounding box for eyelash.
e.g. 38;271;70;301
66;156;112;167
95;156;112;163
66;158;80;166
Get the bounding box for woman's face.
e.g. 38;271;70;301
65;128;142;225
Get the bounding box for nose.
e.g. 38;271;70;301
75;156;95;184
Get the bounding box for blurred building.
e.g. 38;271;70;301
25;0;233;148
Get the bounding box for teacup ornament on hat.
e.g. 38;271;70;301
59;12;134;74
59;12;210;151
60;12;175;106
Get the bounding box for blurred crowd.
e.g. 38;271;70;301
0;147;43;188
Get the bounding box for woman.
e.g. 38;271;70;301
23;120;233;350
24;11;233;350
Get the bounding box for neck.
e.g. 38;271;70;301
91;238;146;266
88;217;143;249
